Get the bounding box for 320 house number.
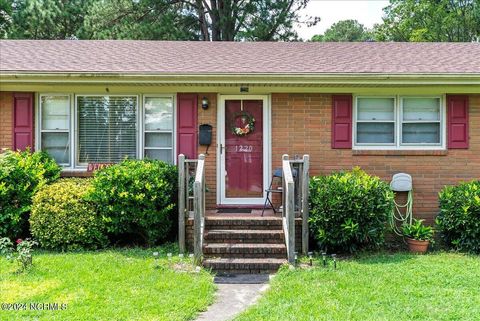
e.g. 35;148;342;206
235;145;253;152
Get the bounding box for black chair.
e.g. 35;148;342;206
262;168;297;216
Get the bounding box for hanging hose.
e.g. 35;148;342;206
390;189;413;236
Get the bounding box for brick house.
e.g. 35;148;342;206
1;40;479;223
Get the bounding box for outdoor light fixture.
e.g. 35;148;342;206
294;251;298;265
240;86;249;93
322;252;327;267
308;252;313;266
332;254;337;269
201;97;209;110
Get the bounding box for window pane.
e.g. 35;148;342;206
403;98;440;121
41;132;69;164
145;133;172;148
41;96;69;130
402;123;440;144
357;98;394;121
145;97;173;130
357;123;394;144
78;96;137;163
145;149;172;162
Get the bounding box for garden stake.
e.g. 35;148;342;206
332;254;337;269
322;252;327;267
153;252;159;269
189;253;194;268
308;252;313;266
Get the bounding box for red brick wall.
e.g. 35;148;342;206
271;93;480;223
0;92;13;150
196;93;218;209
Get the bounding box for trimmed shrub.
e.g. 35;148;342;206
437;180;480;253
0;149;61;238
87;159;177;245
309;167;394;253
30;178;107;250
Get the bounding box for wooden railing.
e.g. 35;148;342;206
192;154;206;264
178;154;205;257
282;154;310;264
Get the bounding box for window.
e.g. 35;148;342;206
356;97;395;144
40;95;70;165
401;98;441;145
77;96;137;164
354;96;444;149
143;96;174;163
38;94;177;169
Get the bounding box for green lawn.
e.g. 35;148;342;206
235;252;480;321
0;247;215;321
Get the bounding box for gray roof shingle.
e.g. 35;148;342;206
0;40;479;74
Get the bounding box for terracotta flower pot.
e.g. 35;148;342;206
405;238;430;254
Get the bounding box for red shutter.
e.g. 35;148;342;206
13;93;34;151
331;95;352;149
177;94;198;159
447;95;469;149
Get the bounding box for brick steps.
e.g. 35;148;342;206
204;243;287;258
203;258;287;274
205;229;284;243
202;215;287;274
205;217;283;230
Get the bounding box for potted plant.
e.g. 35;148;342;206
402;219;434;254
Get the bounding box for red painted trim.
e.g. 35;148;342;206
331;94;352;149
447;95;469;149
12;92;34;151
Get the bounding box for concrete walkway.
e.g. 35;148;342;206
195;274;270;321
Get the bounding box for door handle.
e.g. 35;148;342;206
220;143;224;155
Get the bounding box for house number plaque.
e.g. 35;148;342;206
235;145;253;152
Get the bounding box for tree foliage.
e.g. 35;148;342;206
83;0;199;40
3;0;317;40
374;0;480;42
311;19;372;42
7;0;92;39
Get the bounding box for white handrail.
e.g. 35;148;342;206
282;154;296;264
193;154;206;265
281;154;310;263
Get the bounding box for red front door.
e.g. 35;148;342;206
224;100;263;199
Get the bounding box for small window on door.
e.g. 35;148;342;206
144;96;174;163
40;95;71;166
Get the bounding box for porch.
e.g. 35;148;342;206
178;154;310;274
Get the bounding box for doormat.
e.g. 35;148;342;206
217;208;252;214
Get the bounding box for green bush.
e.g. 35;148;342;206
87;159;177;245
309;168;394;253
437;180;480;253
30;178;107;250
0;149;61;238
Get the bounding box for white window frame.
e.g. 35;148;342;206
142;94;176;164
74;94;140;168
37;93;179;169
38;94;72;167
353;95;446;150
354;95;397;147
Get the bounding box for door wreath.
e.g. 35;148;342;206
230;111;255;136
